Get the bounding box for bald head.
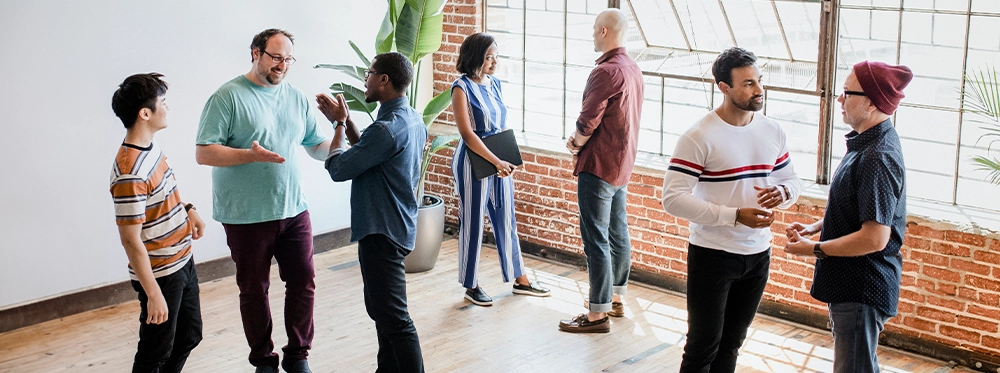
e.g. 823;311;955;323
593;9;629;53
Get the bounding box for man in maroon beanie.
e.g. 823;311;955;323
782;60;912;373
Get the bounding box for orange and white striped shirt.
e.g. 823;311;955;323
110;142;192;280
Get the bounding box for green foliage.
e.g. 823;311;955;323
963;66;1000;185
315;0;457;197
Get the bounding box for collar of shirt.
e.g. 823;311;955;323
595;47;627;65
376;96;410;120
845;118;893;151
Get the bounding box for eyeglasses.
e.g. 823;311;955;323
364;69;381;79
261;50;296;65
841;90;866;98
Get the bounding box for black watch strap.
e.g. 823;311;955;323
813;243;827;259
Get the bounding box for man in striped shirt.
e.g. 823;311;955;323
110;73;205;373
661;48;801;372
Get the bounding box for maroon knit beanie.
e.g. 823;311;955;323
852;61;913;115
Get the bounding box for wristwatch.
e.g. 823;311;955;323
334;120;345;129
813;243;828;259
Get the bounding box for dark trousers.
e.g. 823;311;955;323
358;234;424;373
680;244;770;373
131;259;203;373
222;210;316;369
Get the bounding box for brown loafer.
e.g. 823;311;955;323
608;301;625;317
559;313;610;333
583;300;626;318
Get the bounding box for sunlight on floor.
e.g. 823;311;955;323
522;266;918;373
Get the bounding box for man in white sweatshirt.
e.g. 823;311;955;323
661;47;801;373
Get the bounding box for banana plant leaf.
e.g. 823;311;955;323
376;0;405;54
396;0;446;63
963;65;1000;184
329;82;377;121
422;90;452;126
349;40;371;68
314;64;366;83
973;156;1000;185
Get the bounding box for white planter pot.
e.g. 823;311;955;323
404;194;445;273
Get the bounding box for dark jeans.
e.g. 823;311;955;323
577;172;631;313
829;302;891;373
358;234;424;373
131;259;203;373
222;210;316;369
680;244;770;373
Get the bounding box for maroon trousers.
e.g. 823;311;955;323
222;210;315;369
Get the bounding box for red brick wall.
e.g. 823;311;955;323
428;0;1000;365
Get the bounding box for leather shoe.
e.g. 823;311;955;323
559;313;610;333
281;359;312;373
465;287;493;306
254;366;278;373
583;299;625;317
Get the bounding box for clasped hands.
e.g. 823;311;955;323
735;185;785;229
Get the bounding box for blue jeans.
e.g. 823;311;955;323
577;172;631;313
829;302;891;373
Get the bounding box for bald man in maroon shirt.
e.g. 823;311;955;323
559;8;644;334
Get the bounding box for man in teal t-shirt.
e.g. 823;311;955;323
194;28;329;373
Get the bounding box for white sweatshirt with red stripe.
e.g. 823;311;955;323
661;111;801;255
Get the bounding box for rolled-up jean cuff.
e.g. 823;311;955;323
589;302;612;313
614;286;628;296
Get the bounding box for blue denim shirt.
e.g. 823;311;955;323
325;96;428;249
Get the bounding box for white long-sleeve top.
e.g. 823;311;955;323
661;111;801;255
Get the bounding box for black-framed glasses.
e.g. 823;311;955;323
261;50;296;65
841;90;866;98
364;69;381;79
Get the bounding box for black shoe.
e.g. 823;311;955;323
281;359;311;373
254;366;278;373
513;281;551;297
465;287;493;306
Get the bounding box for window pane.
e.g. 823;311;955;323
628;0;690;49
638;77;665;155
904;0;969;12
972;0;1000;13
895;107;959;202
765;91;820;180
523;62;564;138
841;0;900;7
673;0;732;52
720;0;788;60
899;13;966;108
774;2;822;63
567;12;599;66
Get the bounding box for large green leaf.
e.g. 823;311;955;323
422;90;452;126
396;0;446;63
314;63;366;83
349;40;371;67
376;0;405;54
329;83;377;121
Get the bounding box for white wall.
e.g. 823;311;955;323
0;0;385;308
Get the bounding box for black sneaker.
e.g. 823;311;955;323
513;281;551;297
254;366;278;373
465;287;493;306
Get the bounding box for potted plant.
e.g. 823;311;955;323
316;0;458;272
963;65;1000;184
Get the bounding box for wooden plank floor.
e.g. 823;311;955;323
0;239;973;372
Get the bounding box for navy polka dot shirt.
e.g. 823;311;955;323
812;119;907;316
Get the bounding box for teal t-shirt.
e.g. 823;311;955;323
196;75;326;224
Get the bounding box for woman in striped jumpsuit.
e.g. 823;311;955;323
451;32;550;306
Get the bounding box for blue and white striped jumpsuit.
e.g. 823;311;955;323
450;74;526;289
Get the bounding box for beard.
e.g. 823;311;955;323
257;65;286;85
733;94;764;112
364;89;378;103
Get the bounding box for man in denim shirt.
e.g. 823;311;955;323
317;52;427;373
785;61;912;373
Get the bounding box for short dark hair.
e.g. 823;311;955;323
250;28;294;62
456;33;496;76
371;52;413;92
712;47;758;86
111;73;168;129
